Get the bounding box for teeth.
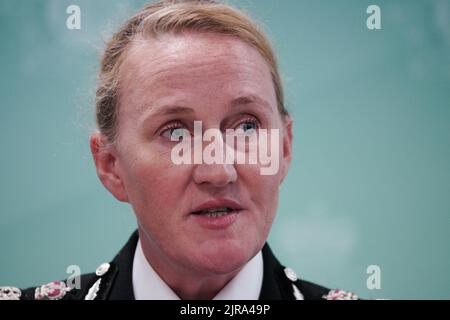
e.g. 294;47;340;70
203;211;230;218
198;207;233;217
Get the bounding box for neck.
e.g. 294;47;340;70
170;273;236;300
138;231;240;300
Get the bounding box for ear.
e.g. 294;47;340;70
279;116;293;184
90;132;129;202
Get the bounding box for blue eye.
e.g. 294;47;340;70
236;119;259;133
161;126;190;141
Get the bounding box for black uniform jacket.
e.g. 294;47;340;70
6;231;357;300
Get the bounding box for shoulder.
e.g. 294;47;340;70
261;244;360;300
286;268;359;300
0;232;139;301
0;262;115;300
0;272;95;300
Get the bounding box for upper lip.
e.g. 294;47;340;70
191;199;244;214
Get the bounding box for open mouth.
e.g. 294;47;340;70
192;207;239;218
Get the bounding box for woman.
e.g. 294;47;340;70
0;0;357;301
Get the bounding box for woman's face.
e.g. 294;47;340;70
97;32;292;276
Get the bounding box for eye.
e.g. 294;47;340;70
235;118;260;134
160;123;191;141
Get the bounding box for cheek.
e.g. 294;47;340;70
256;176;280;220
237;165;280;219
119;144;192;218
238;130;284;209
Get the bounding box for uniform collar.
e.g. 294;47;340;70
95;231;328;300
132;239;263;300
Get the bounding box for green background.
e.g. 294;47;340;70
1;0;449;299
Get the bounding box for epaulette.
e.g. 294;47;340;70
0;262;117;300
282;267;359;300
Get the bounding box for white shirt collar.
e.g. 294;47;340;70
132;240;263;300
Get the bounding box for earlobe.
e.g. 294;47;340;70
280;117;293;184
90;132;129;202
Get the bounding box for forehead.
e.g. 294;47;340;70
117;32;276;115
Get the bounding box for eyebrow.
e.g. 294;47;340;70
230;95;273;113
141;94;273;121
149;105;195;117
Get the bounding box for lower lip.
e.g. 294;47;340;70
191;210;241;230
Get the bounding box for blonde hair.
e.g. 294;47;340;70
96;0;288;142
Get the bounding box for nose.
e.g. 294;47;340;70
193;162;237;187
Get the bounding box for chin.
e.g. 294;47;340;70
190;239;257;275
198;256;247;276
